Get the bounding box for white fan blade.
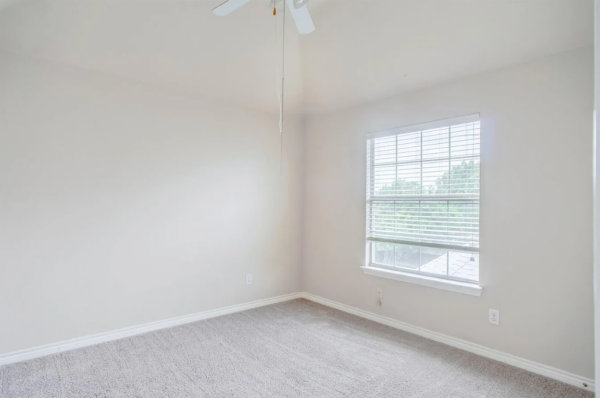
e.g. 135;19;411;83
284;0;315;34
213;0;252;16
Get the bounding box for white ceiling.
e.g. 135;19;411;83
0;0;306;114
302;0;593;114
0;0;593;115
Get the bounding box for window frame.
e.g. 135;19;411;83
365;114;481;289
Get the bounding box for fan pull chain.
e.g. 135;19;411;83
279;0;286;176
273;0;285;176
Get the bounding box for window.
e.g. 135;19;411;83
366;115;480;285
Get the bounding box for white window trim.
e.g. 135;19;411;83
365;113;482;294
366;113;480;140
361;265;483;297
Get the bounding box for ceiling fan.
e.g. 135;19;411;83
213;0;315;35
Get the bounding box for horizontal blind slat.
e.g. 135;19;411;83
367;120;480;249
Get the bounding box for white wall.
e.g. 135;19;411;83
0;50;303;355
302;47;594;379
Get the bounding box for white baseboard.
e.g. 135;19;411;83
300;292;594;392
0;292;302;367
1;291;594;393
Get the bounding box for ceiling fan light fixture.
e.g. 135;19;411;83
293;0;308;9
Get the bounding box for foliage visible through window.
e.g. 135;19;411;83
367;116;480;283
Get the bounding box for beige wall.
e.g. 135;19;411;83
302;47;594;378
0;50;303;354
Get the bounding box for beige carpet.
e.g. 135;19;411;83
0;299;593;397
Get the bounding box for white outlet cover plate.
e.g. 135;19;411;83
489;309;500;325
246;274;253;285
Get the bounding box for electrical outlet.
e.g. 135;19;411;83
246;274;253;285
489;309;500;325
377;287;383;306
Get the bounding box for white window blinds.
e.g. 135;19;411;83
366;115;480;283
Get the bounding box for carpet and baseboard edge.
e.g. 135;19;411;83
0;292;593;392
0;293;302;367
301;292;594;392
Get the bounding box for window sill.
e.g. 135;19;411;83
360;266;483;297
